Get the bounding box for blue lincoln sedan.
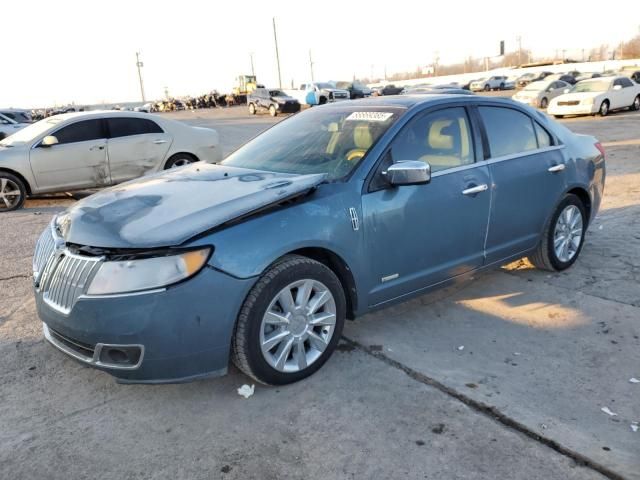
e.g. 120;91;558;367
33;95;605;385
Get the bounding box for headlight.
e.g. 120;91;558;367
581;97;594;105
87;248;211;295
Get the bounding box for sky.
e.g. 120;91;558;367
4;0;640;107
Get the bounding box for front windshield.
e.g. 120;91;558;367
314;82;333;89
571;80;611;93
335;82;351;89
0;116;62;145
222;107;402;181
269;90;286;97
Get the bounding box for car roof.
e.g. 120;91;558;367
323;94;509;109
46;110;162;121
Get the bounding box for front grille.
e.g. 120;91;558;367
49;326;95;359
334;93;348;99
558;101;579;106
34;226;103;314
33;227;56;276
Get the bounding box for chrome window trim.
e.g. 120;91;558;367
43;323;145;370
428;145;565;179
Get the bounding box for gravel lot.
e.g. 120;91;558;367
1;105;639;479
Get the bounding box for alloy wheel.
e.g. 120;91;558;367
0;177;22;210
171;158;194;168
553;205;583;263
259;279;336;373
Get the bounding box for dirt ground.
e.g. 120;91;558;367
1;105;639;479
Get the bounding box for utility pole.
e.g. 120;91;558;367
249;52;255;76
517;35;522;66
309;49;315;82
272;17;283;89
135;52;146;103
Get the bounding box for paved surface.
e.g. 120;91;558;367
1;106;639;479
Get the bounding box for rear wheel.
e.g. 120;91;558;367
499;82;505;90
540;97;549;109
484;84;490;92
164;153;197;169
0;172;27;212
598;100;609;117
248;103;256;115
631;95;640;111
528;194;586;271
232;255;346;385
553;114;564;119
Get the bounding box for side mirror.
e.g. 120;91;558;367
563;88;570;94
613;85;622;90
384;161;431;186
41;135;59;147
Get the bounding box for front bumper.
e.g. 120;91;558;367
547;103;596;116
37;266;256;383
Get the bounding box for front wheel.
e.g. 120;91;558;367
484;84;490;92
232;255;346;385
540;97;549;109
0;172;27;212
528;194;586;271
269;104;277;117
631;95;640;111
248;103;256;115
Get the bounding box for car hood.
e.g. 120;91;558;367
56;164;326;249
273;95;297;102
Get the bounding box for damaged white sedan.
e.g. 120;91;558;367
0;111;221;211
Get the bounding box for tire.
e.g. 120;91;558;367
499;82;505;90
0;171;27;212
164;153;197;169
0;132;5;141
598;100;609;117
318;96;327;105
528;194;587;272
631;95;640;111
232;255;346;385
269;104;277;117
484;84;490;92
554;115;564;119
248;103;256;115
540;97;549;109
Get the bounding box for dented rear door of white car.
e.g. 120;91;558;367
106;117;173;184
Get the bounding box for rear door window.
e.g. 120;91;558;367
478;106;537;158
534;122;553;148
53;119;105;144
107;118;164;138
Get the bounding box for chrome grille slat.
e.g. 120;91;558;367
33;224;104;314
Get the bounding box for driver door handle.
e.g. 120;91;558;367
548;164;565;173
89;145;105;151
462;184;488;196
153;139;168;144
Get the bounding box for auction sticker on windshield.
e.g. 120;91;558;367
345;112;394;122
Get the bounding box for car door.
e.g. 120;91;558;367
549;81;566;100
29;118;109;191
106;117;172;183
478;105;568;263
362;106;491;307
617;77;636;107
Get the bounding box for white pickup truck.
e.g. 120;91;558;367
284;82;350;106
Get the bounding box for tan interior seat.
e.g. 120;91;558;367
346;124;373;162
419;118;472;170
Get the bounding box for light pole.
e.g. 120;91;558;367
135;52;146;103
250;52;255;77
272;17;283;89
309;49;315;82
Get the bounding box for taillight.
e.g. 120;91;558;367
595;142;605;158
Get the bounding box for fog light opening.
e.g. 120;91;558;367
107;348;129;364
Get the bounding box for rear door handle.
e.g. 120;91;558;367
89;145;105;151
153;139;168;144
462;184;488;196
548;164;565;172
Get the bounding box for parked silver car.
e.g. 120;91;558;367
512;80;571;109
0;111;220;211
